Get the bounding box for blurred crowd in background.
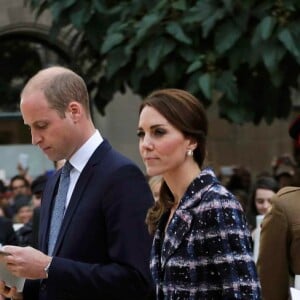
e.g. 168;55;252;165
0;160;65;248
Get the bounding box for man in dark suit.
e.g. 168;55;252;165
0;67;154;300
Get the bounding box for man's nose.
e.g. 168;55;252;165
31;131;41;145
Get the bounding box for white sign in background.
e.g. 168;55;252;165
0;144;54;182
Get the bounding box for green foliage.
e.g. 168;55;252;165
0;39;43;111
25;0;300;124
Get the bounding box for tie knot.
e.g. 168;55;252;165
62;161;73;175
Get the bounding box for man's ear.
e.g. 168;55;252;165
68;101;81;121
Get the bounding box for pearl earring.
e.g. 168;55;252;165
187;149;193;157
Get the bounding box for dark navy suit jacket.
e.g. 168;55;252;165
23;140;154;300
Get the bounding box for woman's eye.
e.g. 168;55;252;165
137;131;144;138
154;129;166;136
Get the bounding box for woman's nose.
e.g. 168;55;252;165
141;135;154;149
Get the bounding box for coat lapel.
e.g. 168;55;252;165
160;169;217;268
151;168;219;282
160;209;193;269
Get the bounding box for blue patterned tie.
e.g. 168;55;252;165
48;161;73;255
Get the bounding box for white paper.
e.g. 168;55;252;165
295;275;300;290
290;287;300;300
0;262;25;292
252;215;264;263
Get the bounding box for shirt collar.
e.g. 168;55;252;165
69;130;103;173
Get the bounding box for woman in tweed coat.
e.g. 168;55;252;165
137;89;261;299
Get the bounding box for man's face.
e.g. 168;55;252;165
20;91;75;161
11;179;29;197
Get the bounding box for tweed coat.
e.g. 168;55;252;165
258;186;300;300
150;168;261;299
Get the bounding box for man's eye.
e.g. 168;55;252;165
36;123;47;129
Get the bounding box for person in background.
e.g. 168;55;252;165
9;175;31;198
232;189;249;213
257;115;300;300
0;180;13;219
30;175;48;248
13;195;32;225
14;199;33;247
7;175;31;220
16;175;48;248
0;66;154;300
246;176;279;233
30;175;47;209
0;215;18;246
137;88;260;299
246;176;279;263
226;166;252;212
226;166;252;194
272;154;296;188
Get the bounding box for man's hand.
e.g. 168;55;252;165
2;246;52;279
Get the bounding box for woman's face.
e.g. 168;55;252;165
138;106;192;177
255;188;275;215
17;206;33;224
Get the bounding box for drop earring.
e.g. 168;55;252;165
187;149;193;157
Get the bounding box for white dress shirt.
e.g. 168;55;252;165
65;130;103;208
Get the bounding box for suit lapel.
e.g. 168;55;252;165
51;141;111;255
52;163;94;255
40;172;60;253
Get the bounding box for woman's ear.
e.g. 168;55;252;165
187;137;198;152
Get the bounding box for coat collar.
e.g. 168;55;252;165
151;167;219;278
160;209;193;268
